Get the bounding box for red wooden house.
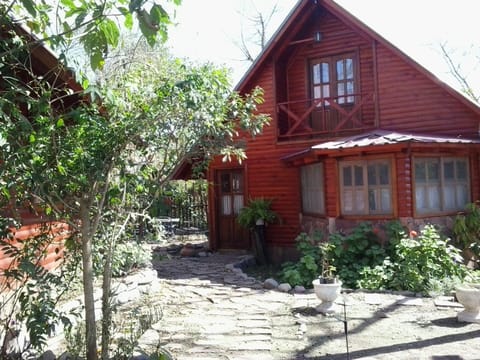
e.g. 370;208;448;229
204;0;480;262
0;25;82;274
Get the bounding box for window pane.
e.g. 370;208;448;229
323;85;330;99
232;173;243;192
368;165;377;185
444;161;454;180
221;174;230;193
313;64;321;84
428;186;441;210
314;86;321;100
379;164;389;185
221;195;231;215
415;162;426;182
456;184;468;207
368;189;376;211
337;84;345;104
336;60;344;81
346;58;354;79
416;187;427;211
301;164;324;214
343;166;352;186
428;161;439;181
355;191;365;212
347;81;354;95
443;185;456;209
354;165;363;186
322;63;329;83
457;160;467;180
233;195;244;215
381;189;391;212
343;189;353;212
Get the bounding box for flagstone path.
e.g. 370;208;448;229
145;252;480;360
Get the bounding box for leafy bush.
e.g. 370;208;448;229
357;224;468;294
387;225;467;294
453;201;480;268
94;241;151;277
327;222;390;289
279;232;323;288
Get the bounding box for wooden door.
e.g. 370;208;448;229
216;169;249;250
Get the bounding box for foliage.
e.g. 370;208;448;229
453;201;480;267
1;34;270;359
327;222;390;289
279;232;323;288
94;241;151;277
387;225;468;294
0;220;79;357
237;198;278;230
2;0;181;71
356;224;469;295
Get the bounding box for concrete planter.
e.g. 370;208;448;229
312;278;342;314
456;283;480;323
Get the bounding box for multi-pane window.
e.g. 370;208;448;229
340;160;392;215
311;54;356;105
220;172;244;216
414;157;469;214
300;163;325;214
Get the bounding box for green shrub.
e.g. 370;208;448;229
388;225;468;294
327;222;389;289
279;232;323;288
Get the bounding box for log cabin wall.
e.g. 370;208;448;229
375;44;480;138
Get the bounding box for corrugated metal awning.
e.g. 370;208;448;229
282;129;480;164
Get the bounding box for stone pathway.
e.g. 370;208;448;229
143;253;480;360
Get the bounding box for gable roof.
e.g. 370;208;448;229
235;0;480;117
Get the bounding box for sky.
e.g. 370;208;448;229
165;0;480;98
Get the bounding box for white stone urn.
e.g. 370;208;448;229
456;283;480;323
312;278;342;314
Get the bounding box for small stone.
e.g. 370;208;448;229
278;283;292;293
294;285;306;293
39;350;56;360
263;278;279;289
198;251;208;257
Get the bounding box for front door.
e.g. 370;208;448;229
216;169;249;250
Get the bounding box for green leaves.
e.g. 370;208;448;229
4;0;179;70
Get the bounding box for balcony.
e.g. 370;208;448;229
277;92;375;141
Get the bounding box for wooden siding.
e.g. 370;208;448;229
0;221;69;285
376;44;479;138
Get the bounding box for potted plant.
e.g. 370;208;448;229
237;197;278;264
312;242;342;314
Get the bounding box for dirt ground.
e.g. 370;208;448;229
151;239;480;360
282;290;480;359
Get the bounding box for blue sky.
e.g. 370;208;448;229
165;0;480;98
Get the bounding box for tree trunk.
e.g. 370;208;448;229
80;200;98;360
101;240;114;360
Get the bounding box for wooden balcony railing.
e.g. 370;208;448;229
277;92;375;141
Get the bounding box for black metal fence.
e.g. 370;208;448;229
166;180;208;233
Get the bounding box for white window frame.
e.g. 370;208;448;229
339;159;393;216
300;163;325;215
414;157;470;215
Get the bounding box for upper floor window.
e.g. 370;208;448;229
311;54;356;106
414;157;470;214
301;163;325;215
339;159;392;216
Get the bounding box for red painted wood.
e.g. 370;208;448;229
208;0;480;250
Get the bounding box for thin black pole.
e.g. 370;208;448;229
343;295;350;360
